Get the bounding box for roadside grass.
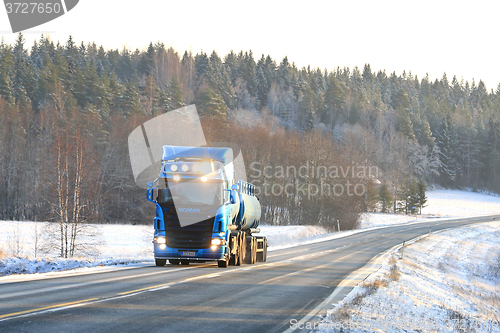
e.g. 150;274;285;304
328;254;400;324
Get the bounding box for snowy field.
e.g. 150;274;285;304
319;222;500;333
1;189;500;278
359;188;500;228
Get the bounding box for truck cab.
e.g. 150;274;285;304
146;146;266;268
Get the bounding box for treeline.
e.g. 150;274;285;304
1;33;500;227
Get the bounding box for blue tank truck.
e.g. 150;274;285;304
146;145;267;268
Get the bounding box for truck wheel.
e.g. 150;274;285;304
235;240;242;266
169;259;180;265
155;259;166;266
218;257;229;268
256;237;266;262
262;238;267;262
238;234;245;265
245;236;256;264
251;239;257;264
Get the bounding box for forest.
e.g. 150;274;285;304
1;33;499;231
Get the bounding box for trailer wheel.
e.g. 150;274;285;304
169;259;180;265
244;236;256;264
257;237;267;262
155;259;166;266
251;238;257;264
237;234;245;265
262;238;267;262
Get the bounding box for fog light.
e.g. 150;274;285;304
159;244;167;250
201;176;208;182
211;245;216;250
173;175;181;181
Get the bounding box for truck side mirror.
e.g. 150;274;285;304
230;190;237;204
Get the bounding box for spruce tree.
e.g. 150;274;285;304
167;76;185;111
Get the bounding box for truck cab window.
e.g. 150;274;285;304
157;188;172;204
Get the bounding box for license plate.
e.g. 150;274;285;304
181;251;196;257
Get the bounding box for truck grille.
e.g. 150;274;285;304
163;210;215;249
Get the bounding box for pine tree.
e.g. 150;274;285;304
392;89;415;140
123;80;142;115
378;184;392;213
0;41;14;104
241;50;256;98
321;75;345;126
167;76;185;111
256;66;268;109
486;119;500;191
300;85;317;131
435;115;458;186
417;179;427;214
194;88;228;119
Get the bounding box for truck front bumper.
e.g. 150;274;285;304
154;244;227;261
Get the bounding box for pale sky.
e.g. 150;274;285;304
1;0;499;91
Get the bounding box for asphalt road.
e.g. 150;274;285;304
0;215;498;333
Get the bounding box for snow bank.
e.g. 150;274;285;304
319;222;500;332
0;221;333;277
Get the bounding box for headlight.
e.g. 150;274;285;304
211;238;222;246
181;164;189;172
193;164;201;172
170;164;178;172
156;237;166;244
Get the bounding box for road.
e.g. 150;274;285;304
0;215;498;333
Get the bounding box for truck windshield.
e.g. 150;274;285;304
158;182;222;207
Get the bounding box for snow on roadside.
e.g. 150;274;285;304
0;221;334;277
1;189;499;278
318;222;500;333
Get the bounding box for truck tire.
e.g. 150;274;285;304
262;238;267;262
251;238;257;264
245;236;256;264
235;238;243;266
218;257;229;268
169;259;180;265
257;237;267;262
238;234;246;265
155;259;166;266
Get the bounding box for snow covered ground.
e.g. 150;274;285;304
359;188;500;229
318;222;500;333
1;189;499;278
0;221;335;277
